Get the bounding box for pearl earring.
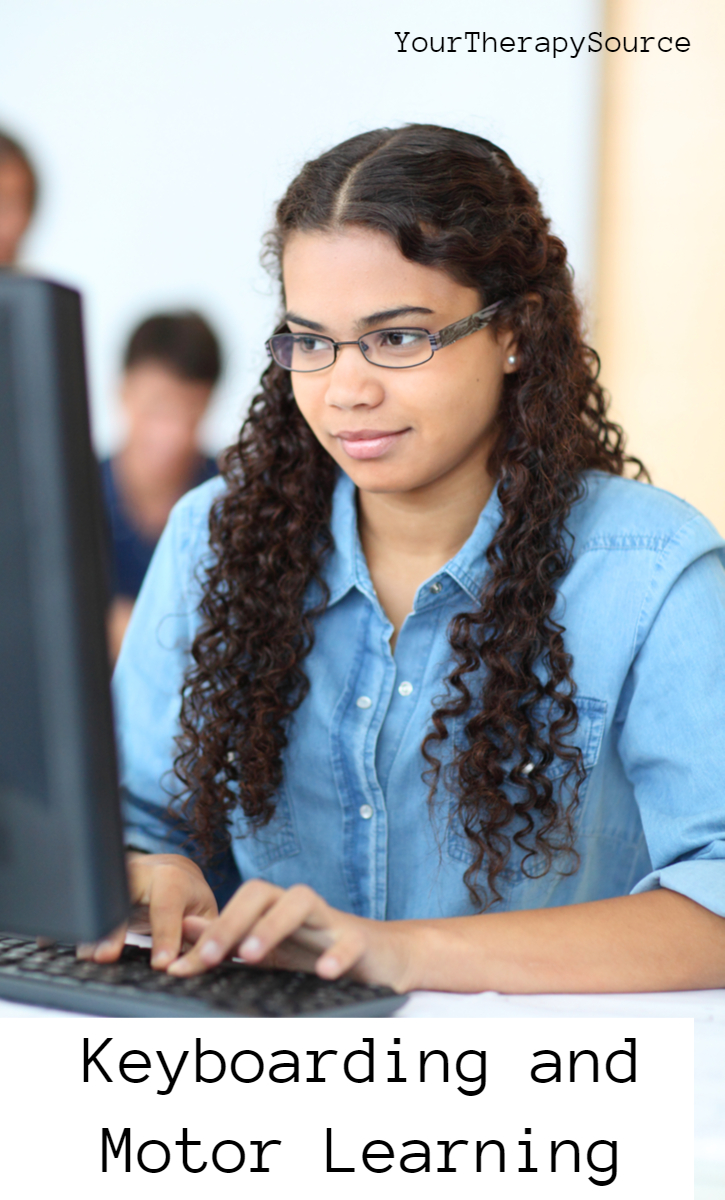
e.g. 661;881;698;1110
507;355;516;364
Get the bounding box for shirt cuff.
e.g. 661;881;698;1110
121;787;195;859
630;860;725;918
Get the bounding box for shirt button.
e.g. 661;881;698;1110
430;581;443;594
359;804;373;819
356;696;372;709
522;762;534;776
398;681;413;696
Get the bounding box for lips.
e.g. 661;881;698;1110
333;428;410;460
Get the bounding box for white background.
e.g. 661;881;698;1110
0;0;602;452
0;1017;692;1197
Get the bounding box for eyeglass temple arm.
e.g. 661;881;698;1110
429;300;502;351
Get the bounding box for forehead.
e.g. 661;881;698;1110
123;361;211;405
282;227;478;322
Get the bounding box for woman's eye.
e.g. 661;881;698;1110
297;336;326;353
377;330;425;348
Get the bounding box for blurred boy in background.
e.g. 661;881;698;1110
102;311;221;660
0;129;38;266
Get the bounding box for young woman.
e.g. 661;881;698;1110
104;125;725;994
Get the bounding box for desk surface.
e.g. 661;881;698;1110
2;986;724;1197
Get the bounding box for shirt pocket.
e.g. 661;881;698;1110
230;781;301;870
446;694;608;868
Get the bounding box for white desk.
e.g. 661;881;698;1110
2;987;724;1197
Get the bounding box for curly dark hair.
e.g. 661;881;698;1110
175;124;646;907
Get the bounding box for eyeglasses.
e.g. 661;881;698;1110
265;300;501;372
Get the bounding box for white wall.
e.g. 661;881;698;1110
0;0;603;453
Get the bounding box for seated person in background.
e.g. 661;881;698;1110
102;311;221;661
0;129;38;267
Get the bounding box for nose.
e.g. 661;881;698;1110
323;343;385;411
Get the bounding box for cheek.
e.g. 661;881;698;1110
409;371;498;441
290;379;311;417
448;360;503;425
291;379;328;434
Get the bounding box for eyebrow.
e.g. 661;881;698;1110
284;306;435;333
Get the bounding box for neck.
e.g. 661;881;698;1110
114;444;201;539
356;453;496;649
358;458;495;567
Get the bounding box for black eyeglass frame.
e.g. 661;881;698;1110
265;300;502;372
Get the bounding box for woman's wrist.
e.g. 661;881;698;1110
382;893;725;997
376;919;471;994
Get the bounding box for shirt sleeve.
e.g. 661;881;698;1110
112;482;220;857
618;515;725;915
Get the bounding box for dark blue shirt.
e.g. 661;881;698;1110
100;455;218;599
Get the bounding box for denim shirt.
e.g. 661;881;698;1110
114;469;725;920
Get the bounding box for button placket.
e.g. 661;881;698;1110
335;601;395;919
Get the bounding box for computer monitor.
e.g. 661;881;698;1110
0;273;129;941
0;274;406;1017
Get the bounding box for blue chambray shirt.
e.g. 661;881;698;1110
114;469;725;920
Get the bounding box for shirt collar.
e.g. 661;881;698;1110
323;469;502;609
438;481;502;603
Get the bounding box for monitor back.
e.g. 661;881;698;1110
0;274;129;941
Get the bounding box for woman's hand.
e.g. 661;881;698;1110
78;852;218;969
166;879;413;993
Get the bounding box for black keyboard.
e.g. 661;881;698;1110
0;936;405;1018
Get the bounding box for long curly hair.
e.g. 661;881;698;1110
175;125;646;907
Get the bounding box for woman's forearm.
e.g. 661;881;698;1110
130;864;725;997
395;889;725;994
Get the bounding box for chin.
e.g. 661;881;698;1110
338;460;430;496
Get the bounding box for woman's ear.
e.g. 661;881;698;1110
501;292;540;372
501;330;519;373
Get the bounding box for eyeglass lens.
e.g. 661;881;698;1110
269;329;433;371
